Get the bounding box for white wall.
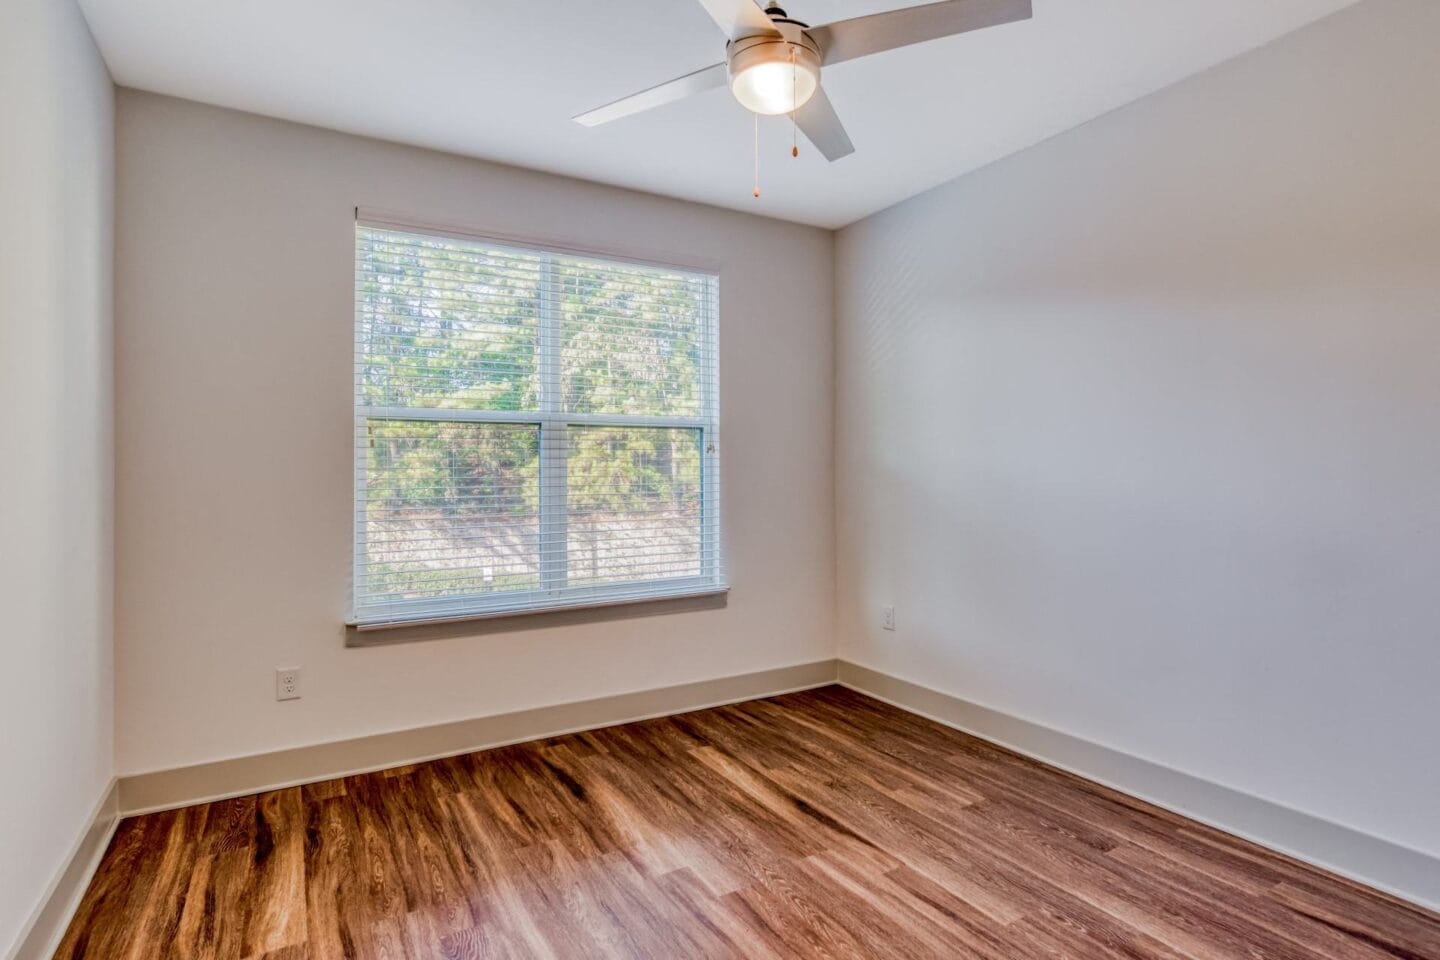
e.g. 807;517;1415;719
114;91;835;775
836;0;1440;861
0;0;114;952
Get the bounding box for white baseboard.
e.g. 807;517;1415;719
118;659;841;815
837;660;1440;914
5;780;120;960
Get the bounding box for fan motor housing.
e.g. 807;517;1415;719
728;19;821;66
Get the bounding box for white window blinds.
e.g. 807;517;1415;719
353;220;723;628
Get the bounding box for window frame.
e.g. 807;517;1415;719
349;217;724;630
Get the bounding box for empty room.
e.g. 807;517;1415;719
4;0;1439;957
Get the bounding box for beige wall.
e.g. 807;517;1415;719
114;90;835;775
0;0;114;952
835;0;1440;860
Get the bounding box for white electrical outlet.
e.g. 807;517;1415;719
882;605;896;631
276;667;302;701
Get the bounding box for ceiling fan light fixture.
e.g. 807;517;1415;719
727;38;820;116
573;0;1036;168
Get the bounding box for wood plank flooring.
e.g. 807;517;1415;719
56;686;1440;959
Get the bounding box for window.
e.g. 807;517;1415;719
351;220;723;627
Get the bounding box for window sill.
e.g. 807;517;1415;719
346;585;730;637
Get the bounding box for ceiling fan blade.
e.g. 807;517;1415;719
795;86;854;161
807;0;1031;66
695;0;780;40
574;63;729;127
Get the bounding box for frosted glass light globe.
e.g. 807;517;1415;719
729;41;820;116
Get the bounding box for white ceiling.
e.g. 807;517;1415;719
79;0;1358;228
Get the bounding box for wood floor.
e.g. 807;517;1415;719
57;686;1440;960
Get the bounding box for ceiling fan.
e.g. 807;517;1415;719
574;0;1033;162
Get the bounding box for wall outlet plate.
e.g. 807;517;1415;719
882;605;896;631
276;667;302;701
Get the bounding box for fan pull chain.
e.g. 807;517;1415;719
790;45;799;158
752;112;760;198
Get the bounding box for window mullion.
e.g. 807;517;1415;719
701;274;720;586
538;254;568;594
